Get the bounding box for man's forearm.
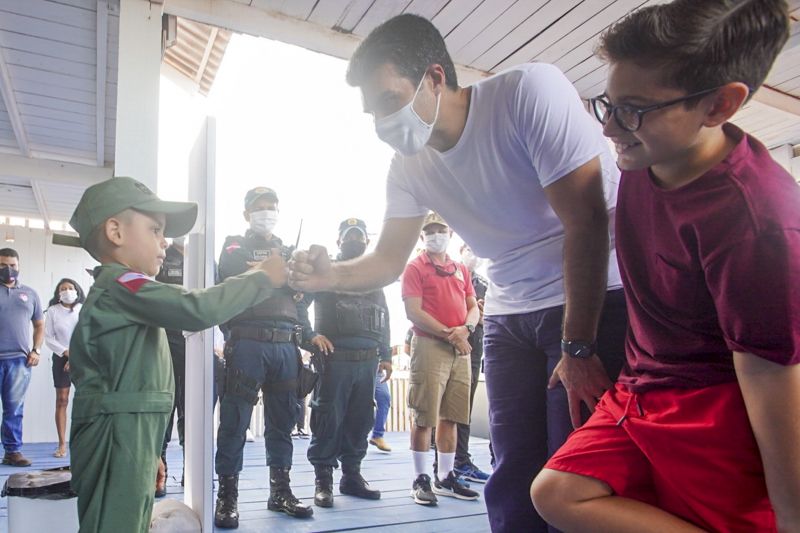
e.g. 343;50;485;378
331;252;404;293
33;324;45;349
406;308;450;340
561;222;609;342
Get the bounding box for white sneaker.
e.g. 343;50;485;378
245;429;255;442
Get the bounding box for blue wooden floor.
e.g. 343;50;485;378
0;432;493;532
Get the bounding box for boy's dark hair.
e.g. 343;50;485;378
347;14;458;90
48;278;86;308
597;0;789;101
0;248;18;259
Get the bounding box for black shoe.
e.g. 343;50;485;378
267;466;313;518
433;471;480;501
314;464;334;508
411;474;437;506
340;465;380;500
214;474;240;529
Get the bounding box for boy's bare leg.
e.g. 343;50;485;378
531;469;706;533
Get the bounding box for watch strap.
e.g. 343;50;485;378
561;339;596;359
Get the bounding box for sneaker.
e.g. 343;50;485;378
411;474;438;506
454;462;491;484
369;437;392;452
2;452;31;467
433;471;480;501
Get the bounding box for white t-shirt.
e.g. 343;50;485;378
385;63;622;316
44;303;82;357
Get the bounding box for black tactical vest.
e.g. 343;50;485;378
314;290;387;342
227;235;299;325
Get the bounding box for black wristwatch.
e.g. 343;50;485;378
464;324;475;334
561;339;596;359
31;347;41;355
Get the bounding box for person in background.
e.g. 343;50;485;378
454;244;490;483
370;363;392;452
402;213;480;505
44;277;86;458
0;248;43;467
155;236;186;497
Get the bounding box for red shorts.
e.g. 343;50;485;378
546;381;776;533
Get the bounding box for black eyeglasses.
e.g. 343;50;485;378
588;86;723;133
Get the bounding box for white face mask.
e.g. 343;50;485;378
249;209;278;235
424;232;450;254
374;74;441;156
60;289;78;305
461;249;479;271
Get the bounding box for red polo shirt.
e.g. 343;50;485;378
402;252;475;338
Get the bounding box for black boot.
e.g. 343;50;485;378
340;464;381;500
314;464;334;508
267;466;314;518
214;474;239;529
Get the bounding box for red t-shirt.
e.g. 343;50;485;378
616;124;800;392
401;252;475;338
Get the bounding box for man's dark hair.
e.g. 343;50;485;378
0;248;18;259
597;0;789;102
347;14;458;90
48;278;86;308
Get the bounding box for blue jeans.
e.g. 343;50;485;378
482;290;627;533
372;370;390;439
0;357;31;453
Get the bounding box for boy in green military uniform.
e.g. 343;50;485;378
66;177;287;533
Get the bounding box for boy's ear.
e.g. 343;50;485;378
104;217;124;247
703;82;750;128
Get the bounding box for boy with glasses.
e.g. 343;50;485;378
532;1;800;531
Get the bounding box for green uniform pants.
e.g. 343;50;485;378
71;412;167;533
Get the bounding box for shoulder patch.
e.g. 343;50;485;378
116;271;151;294
225;243;242;254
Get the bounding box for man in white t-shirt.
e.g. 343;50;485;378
289;14;627;532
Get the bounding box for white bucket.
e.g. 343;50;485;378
3;468;79;533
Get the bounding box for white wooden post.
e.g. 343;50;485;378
114;0;162;189
184;117;217;532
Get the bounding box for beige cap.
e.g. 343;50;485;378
422;212;448;230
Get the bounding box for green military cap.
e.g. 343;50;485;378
63;177;197;249
422;211;448;230
244;186;278;210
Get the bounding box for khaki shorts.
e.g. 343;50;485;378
407;335;471;427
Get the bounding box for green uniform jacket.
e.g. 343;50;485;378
69;263;275;533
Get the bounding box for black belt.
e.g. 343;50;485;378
230;326;295;344
330;349;378;362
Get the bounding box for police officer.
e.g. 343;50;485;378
155;236;186;497
304;218;392;508
214;187;327;527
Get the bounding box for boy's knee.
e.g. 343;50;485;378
531;468;612;524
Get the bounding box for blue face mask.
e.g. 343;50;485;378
0;265;18;285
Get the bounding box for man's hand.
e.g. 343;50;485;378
249;248;288;288
288;245;333;292
444;326;470;345
378;360;393;382
64;360;70;373
26;351;39;368
548;354;612;429
310;334;334;355
156;457;166;491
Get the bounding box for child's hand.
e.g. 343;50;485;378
249;248;287;287
156;457;166;491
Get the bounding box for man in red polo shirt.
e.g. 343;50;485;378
402;212;480;505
